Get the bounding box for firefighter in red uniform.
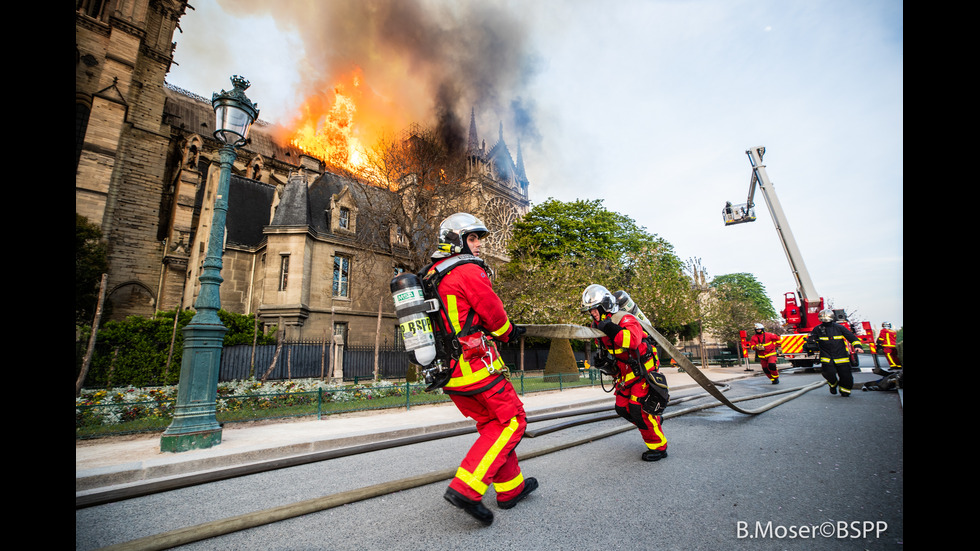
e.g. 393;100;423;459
422;213;536;526
876;322;902;369
583;284;668;461
747;323;781;384
804;309;864;397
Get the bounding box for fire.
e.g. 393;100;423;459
288;68;367;171
287;66;408;177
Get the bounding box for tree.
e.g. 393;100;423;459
705;273;777;346
496;198;694;336
359;124;477;272
76;214;109;326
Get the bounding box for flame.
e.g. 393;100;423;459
288;68;365;171
287;66;406;177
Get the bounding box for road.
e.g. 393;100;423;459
76;371;903;550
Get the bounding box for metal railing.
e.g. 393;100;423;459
75;369;604;439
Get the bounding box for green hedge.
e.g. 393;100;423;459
77;309;277;389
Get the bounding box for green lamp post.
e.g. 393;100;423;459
161;76;259;453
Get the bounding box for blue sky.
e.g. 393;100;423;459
167;0;903;330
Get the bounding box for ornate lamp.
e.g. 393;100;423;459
161;76;259;452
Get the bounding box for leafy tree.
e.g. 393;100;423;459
76;214;109;325
705;273;777;346
497;199;694;338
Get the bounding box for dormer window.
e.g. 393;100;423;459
339;207;350;230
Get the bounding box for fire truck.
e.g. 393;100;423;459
724;146;872;368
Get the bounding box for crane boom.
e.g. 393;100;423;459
723;146;824;334
744;146;820;304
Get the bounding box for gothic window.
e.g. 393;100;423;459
278;254;289;291
484;197;519;255
333;254;351;298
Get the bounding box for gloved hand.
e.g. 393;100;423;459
597;318;622;339
507;324;526;342
594;355;618;377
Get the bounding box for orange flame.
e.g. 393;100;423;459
287;66;410;177
288;68;365;171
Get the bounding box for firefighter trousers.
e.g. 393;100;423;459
759;356;779;382
821;359;854;396
615;380;667;451
448;380;529;502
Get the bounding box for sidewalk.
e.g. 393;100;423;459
76;366;760;494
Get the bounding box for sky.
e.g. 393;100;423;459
167;0;903;331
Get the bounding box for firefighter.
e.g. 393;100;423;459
876;322;902;369
422;213;535;526
747;323;781;384
805;309;864;397
583;284;668;461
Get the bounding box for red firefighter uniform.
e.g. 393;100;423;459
876;328;902;369
594;311;667;459
747;330;781;383
427;257;531;507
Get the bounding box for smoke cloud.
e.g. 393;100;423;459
217;0;541;150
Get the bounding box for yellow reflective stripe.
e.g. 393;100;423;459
621;331;631;349
454;467;488;495
493;472;524;493
456;417;521;495
645;414;667;449
447;295;462;333
759;351;777;358
490;319;511;338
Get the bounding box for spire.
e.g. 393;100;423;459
467;108;479;153
516;137;528;182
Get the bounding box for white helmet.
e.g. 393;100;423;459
882;322;892;329
818;309;835;323
581;284;618;315
432;213;489;258
754;323;764;331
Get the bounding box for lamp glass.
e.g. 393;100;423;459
214;102;253;146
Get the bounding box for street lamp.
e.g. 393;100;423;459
161;76;259;452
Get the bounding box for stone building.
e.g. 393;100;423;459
75;1;531;345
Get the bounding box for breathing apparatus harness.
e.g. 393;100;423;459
592;311;669;415
416;254;501;391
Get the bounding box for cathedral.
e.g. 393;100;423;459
75;1;530;346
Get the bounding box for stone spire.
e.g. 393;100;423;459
467;108;479;154
515;137;528;182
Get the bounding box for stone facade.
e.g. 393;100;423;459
76;1;531;346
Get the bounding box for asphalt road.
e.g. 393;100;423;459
76;371;903;550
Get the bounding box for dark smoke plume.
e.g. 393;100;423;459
219;0;540;147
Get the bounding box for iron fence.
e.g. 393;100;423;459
75;369;604;439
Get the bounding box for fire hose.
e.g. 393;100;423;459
92;324;824;551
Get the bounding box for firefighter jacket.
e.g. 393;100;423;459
594;311;659;388
426;255;515;395
747;331;781;359
876;329;898;350
805;322;862;365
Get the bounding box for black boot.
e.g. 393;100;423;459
641;449;668;462
497;477;538;509
444;488;494;526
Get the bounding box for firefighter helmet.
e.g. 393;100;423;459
433;213;489;258
581;284;618;315
882;322;892;329
818;309;835;323
754;323;764;332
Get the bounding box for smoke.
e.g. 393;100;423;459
217;0;541;149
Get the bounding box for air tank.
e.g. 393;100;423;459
390;273;437;366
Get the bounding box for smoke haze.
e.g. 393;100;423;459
216;0;541;149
